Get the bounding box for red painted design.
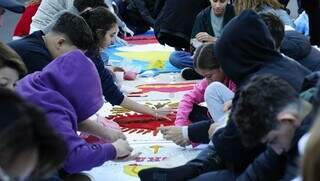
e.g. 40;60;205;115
107;113;176;136
136;82;195;93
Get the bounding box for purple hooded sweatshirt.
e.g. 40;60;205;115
16;50;116;173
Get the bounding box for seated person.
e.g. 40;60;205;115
8;12;93;73
0;88;67;180
160;43;236;146
29;0;105;33
13;0;42;40
139;9;311;181
0;42;26;90
259;12;320;72
139;75;313;181
114;0;164;34
80;7;171;121
17;50;133;173
169;0;235;75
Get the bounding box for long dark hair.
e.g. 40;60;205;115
81;7;117;59
193;43;220;70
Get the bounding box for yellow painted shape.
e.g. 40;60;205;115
123;164;154;177
150;145;163;154
115;51;171;69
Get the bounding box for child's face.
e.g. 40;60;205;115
196;68;225;84
0;67;19;90
101;24;119;49
210;0;228;16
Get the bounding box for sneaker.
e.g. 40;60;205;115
181;67;203;80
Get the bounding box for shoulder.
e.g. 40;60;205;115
10;31;46;52
197;6;211;18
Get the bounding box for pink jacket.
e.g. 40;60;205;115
175;78;236;126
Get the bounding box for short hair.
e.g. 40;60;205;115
81;7;117;57
259;13;285;49
193;43;220;70
51;12;94;51
0;42;27;78
232;75;298;147
0;88;67;178
73;0;107;12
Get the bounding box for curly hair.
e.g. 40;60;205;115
234;0;283;15
231;75;298;147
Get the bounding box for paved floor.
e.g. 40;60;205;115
0;0;27;43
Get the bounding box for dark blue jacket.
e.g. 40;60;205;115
281;30;320;72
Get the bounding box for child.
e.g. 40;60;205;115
160;43;236;146
139;75;312;181
81;7;171;120
8;11;93;73
17;50;133;174
0;42;26;90
169;0;235;71
13;0;42;40
0;88;67;180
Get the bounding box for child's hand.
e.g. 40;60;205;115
101;127;126;142
223;100;232;112
208;123;221;139
154;108;174;121
112;139;133;158
159;126;191;147
195;32;217;43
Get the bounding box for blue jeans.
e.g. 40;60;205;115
204;82;234;122
169;51;193;69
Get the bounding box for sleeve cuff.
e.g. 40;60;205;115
182;126;189;140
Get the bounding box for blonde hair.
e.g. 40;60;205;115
234;0;283;15
28;0;41;5
302;118;320;181
0;42;27;78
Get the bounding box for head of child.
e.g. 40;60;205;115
259;13;284;51
0;88;66;180
73;0;107;13
193;43;225;84
232;75;307;153
81;7;118;55
234;0;283;15
0;42;26;90
44;12;93;59
210;0;228;16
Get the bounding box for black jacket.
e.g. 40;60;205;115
126;0;164;26
154;0;209;48
191;5;235;38
211;9;310;176
216;10;310;92
281;30;320;72
301;0;320;46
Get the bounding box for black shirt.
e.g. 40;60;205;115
8;30;52;73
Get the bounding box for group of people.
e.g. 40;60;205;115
0;0;320;181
